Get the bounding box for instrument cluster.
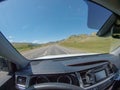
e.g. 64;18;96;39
30;73;79;86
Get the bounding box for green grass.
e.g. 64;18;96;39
59;34;112;53
12;34;119;53
12;43;42;52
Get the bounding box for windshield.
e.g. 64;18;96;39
0;0;118;59
111;39;120;52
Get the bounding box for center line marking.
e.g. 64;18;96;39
43;50;48;56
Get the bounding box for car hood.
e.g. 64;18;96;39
34;53;99;60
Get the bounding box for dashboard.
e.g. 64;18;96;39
15;54;119;90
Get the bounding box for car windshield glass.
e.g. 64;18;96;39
111;39;120;52
0;0;116;60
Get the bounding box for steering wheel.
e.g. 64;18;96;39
26;83;83;90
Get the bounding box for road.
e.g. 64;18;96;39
0;45;83;85
22;44;83;59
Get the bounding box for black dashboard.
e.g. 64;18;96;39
15;59;118;90
15;54;119;90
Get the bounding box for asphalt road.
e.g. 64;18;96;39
0;45;82;85
22;44;82;59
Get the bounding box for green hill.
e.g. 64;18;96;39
59;34;112;53
12;43;42;52
12;34;116;53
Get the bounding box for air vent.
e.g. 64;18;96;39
16;76;27;85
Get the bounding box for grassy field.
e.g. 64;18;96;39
12;34;119;53
12;43;42;52
59;34;112;53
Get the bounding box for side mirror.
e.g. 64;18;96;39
112;19;120;39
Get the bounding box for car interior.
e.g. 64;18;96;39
0;0;120;90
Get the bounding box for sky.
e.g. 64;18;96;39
0;0;112;44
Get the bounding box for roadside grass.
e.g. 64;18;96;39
12;43;42;52
12;34;118;54
59;35;112;53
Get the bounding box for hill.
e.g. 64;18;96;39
12;43;42;52
59;34;112;53
12;34;113;53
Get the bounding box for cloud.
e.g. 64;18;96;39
8;36;14;42
9;39;14;42
32;40;40;44
8;36;14;39
18;40;28;43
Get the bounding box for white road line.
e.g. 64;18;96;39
57;46;70;54
61;49;70;54
43;50;48;56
